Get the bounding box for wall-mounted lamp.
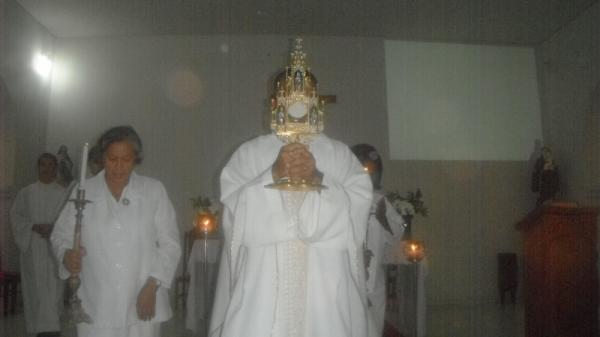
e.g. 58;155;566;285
32;52;53;80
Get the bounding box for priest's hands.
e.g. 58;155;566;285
63;247;86;275
137;277;158;321
32;223;53;239
272;143;323;184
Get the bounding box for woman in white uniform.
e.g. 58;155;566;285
51;126;181;337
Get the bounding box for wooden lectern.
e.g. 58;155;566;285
516;205;599;337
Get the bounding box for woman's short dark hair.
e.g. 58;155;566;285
37;153;58;167
97;126;143;164
351;143;383;189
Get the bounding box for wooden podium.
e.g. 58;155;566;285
516;205;599;337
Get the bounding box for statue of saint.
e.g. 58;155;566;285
531;146;560;205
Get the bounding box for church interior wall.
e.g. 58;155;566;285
0;0;55;271
536;2;599;205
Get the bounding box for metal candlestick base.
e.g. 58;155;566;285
63;275;93;325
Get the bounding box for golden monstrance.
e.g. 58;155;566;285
265;37;327;192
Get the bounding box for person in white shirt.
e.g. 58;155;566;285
51;126;181;337
351;144;405;337
10;153;67;337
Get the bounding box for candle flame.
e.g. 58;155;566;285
195;212;217;234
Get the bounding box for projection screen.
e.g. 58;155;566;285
385;40;543;161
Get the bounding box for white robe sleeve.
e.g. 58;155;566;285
304;145;372;299
298;162;372;244
148;182;181;289
209;205;234;336
50;188;77;280
210;142;274;336
10;187;34;253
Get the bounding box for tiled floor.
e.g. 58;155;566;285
2;302;524;337
1;303;523;337
0;309;193;337
427;303;524;337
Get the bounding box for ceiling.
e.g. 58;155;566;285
16;0;599;45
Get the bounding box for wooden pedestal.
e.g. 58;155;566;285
517;206;599;337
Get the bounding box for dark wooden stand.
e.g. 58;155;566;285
516;206;599;337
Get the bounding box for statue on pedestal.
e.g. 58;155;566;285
531;146;560;205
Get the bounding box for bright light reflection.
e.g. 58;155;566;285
32;52;53;80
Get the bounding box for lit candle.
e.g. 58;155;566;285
196;212;216;234
79;142;89;189
201;218;211;232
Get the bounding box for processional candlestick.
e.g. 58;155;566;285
404;240;425;337
63;143;93;325
194;211;218;337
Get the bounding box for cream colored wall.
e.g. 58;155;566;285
1;0;55;271
536;2;599;205
1;0;55;188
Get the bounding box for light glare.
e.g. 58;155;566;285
32;52;53;80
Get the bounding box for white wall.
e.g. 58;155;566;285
536;2;600;205
1;0;55;271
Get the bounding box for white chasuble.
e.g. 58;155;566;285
272;191;308;337
210;133;373;337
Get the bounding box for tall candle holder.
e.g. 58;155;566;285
194;211;217;337
403;240;425;337
63;187;93;325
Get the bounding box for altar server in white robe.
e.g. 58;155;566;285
10;153;67;337
51;126;181;337
351;144;405;337
210;133;373;337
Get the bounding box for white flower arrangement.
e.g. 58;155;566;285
386;188;428;218
386;189;428;262
190;196;221;234
392;199;415;217
190;196;220;216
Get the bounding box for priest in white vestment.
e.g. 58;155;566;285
210;133;373;337
10;153;67;337
351;144;405;337
51;126;181;337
